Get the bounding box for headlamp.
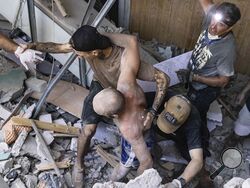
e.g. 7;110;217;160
214;12;223;22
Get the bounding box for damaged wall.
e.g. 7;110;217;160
129;0;250;75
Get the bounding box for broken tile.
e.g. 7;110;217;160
0;105;11;120
0;68;26;103
42;131;54;145
0;158;13;173
11;178;26;188
39;114;52;123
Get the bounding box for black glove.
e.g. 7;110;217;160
176;69;190;84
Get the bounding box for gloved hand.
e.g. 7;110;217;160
15;46;43;70
176;69;190;84
163;179;182;188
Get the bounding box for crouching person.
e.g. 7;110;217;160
154;94;209;187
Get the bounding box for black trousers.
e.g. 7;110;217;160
187;85;220;154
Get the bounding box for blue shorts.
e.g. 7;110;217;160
120;130;154;168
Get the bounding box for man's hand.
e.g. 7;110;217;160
163;179;182;188
235;92;246;106
143;112;154;130
15;46;43;70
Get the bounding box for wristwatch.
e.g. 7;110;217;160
177;177;186;187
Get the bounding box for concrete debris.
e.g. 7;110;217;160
11;130;28;157
17;157;31;174
23;175;38;188
0;175;9;188
39;113;52;123
25;77;47;93
223;177;245;188
42;131;54;145
0;105;11;120
11;178;26;188
242;178;250;188
0;158;13;173
0;142;9;153
0;68;26;103
93;168;163;188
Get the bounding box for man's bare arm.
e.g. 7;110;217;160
193;74;229;88
27;42;73;53
199;0;214;14
0;33;18;53
180;148;203;183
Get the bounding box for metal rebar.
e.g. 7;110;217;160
27;0;37;42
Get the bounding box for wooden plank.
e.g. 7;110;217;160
36;159;72;171
96;145;135;180
31;80;89;119
11;117;80;135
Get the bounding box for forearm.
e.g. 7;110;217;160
193;74;229;88
0;33;18;53
27;42;72;53
152;69;170;111
180;158;203;183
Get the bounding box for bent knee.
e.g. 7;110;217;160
83;124;97;137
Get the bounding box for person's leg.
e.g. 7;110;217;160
73;81;103;187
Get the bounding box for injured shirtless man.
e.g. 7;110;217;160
92;38;153;180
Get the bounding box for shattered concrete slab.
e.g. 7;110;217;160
93;168;163;188
25;77;47;93
0;105;11;120
0;68;26;103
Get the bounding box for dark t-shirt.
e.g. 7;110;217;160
145;92;208;161
246;96;250;112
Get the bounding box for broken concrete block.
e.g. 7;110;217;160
39;114;52;123
42;131;54;145
23;175;38;188
11;178;26;188
70;123;82;151
17;157;31;175
242;178;250;188
0;158;13;173
223;177;245;188
0;176;9;188
21;136;40;159
25;77;47;92
53;118;67;125
0;68;26;103
11;130;28;157
0;142;9;153
93;181;126;188
0;105;11;120
22;103;36;119
0;152;11;161
126;168;162;188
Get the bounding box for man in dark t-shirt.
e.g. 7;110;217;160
145;92;208;187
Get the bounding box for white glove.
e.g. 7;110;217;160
15;46;43;70
163;179;182;188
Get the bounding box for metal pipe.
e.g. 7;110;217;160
91;0;116;27
27;0;37;42
81;0;96;26
33;53;77;118
33;0;117;118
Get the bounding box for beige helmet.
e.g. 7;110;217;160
157;95;191;134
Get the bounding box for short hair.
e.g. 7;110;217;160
216;2;241;27
69;25;112;52
93;88;125;117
